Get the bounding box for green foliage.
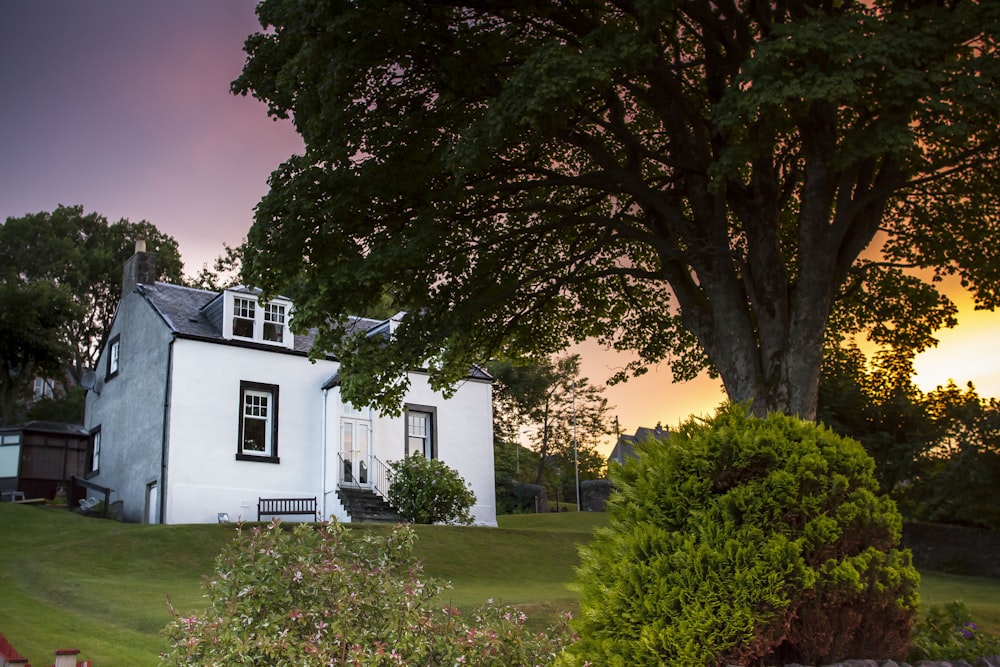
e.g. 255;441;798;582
234;0;1000;419
387;455;476;525
909;601;1000;663
488;354;611;505
494;440;544;514
909;383;1000;530
26;386;87;424
161;520;573;666
0;205;185;389
185;242;244;292
567;405;920;667
818;346;1000;530
0;279;82;424
3;503;1000;666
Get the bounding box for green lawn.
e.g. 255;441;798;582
0;504;997;666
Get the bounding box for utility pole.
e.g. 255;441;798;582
573;379;580;511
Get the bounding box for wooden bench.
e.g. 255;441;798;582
257;496;318;522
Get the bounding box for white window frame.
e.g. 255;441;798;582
224;292;293;349
263;302;286;343
237;381;280;463
404;405;437;459
106;334;121;380
88;427;101;476
232;296;256;339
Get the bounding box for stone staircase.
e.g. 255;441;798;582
336;486;403;523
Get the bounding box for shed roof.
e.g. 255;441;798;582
0;421;88;436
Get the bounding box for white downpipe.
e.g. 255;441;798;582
321;387;328;521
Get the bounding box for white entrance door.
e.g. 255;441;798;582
340;419;371;487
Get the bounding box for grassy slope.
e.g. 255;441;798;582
1;505;997;666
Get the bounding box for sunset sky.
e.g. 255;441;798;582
2;1;998;453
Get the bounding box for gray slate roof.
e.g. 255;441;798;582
608;424;669;464
136;282;381;356
135;282;493;384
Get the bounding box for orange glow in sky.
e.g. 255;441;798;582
586;292;1000;456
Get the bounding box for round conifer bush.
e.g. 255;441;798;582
567;405;920;667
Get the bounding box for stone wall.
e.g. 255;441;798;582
580;479;612;512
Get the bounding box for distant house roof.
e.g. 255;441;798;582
608;423;669;465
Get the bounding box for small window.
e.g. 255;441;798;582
405;406;436;459
33;377;55;401
1;434;21;446
106;335;121;380
87;427;101;477
263;303;285;343
233;297;256;338
237;381;279;463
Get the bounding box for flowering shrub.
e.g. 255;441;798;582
388;454;476;524
909;601;1000;662
161;520;571;666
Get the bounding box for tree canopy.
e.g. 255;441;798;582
0;280;80;424
818;347;1000;530
234;0;1000;418
0;206;184;422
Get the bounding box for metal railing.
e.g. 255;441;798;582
336;454;393;502
69;475;114;518
370;456;391;501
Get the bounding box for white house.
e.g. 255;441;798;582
82;245;496;526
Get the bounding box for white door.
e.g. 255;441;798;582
340;419;371;487
145;481;159;524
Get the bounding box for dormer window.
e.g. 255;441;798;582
223;291;293;349
263;303;286;343
233;297;256;338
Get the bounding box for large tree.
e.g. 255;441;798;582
0;206;185;385
0;280;80;424
233;0;1000;418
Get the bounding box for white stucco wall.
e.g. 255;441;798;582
164;342;496;526
370;373;497;526
164;340;335;524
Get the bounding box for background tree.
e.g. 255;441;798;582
818;350;1000;530
0;205;185;387
487;359;558;448
0;280;81;424
492;439;542;514
817;344;933;496
488;354;611;507
488;361;551;512
907;381;1000;530
187;242;244;292
234;0;1000;419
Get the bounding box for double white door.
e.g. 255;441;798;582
340;418;371;487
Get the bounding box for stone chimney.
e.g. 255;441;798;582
122;239;157;295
